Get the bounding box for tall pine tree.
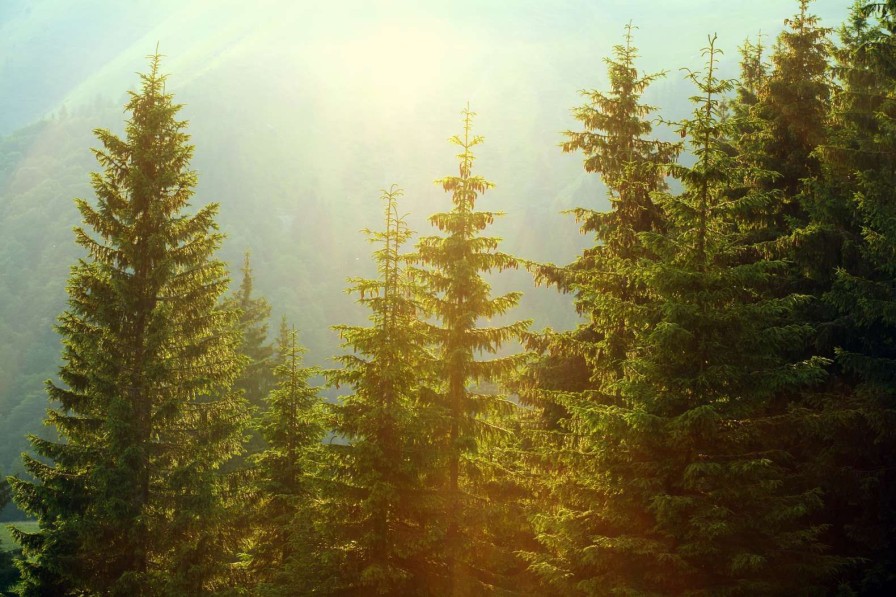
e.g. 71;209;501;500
223;252;275;468
9;52;247;596
518;26;676;594
247;326;326;595
416;107;530;595
808;2;896;590
227;252;275;416
326;186;443;594
592;36;837;594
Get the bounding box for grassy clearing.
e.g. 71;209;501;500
0;521;37;551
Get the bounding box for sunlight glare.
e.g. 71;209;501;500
329;22;453;109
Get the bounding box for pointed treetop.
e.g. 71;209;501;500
623;20;638;53
239;251;254;299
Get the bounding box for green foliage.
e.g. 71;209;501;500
9;52;248;596
3;3;896;595
801;3;896;591
416;108;532;595
227;252;275;410
246;326;327;595
0;480;17;595
597;34;838;594
224;252;276;468
323;186;445;594
518;25;677;595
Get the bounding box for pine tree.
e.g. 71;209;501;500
517;26;676;594
737;0;834;286
224;252;275;466
247;326;326;595
807;3;896;590
543;23;676;377
325;185;443;594
416;107;530;595
9;52;247;596
760;0;832;201
227;252;275;413
588;36;837;594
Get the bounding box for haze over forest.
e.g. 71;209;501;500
9;1;896;595
0;0;849;488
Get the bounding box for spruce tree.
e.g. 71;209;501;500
9;52;247;596
326;186;442;594
517;26;676;593
737;0;834;285
589;36;837;594
808;3;896;590
0;478;20;594
416;107;530;595
247;326;326;595
224;252;275;466
227;252;275;414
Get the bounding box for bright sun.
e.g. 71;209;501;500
326;22;457;108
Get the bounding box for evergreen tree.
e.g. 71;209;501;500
325;186;443;594
539;23;676;377
247;326;326;595
760;0;832;202
9;52;247;596
588;36;837;594
736;0;834;287
416;107;531;595
224;252;275;466
227;252;275;415
517;26;676;594
807;3;896;590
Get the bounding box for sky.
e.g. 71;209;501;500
1;0;852;134
0;0;857;345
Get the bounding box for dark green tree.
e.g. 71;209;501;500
0;478;20;596
226;252;275;413
760;0;832;201
735;0;834;287
325;186;443;594
588;36;837;594
521;23;676;419
9;52;247;596
805;3;896;591
223;252;275;469
246;326;326;595
416;107;531;595
517;26;676;594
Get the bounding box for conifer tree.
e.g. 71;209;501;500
247;326;326;595
737;0;834;283
807;3;896;590
0;478;18;594
583;36;837;594
227;252;275;413
517;26;676;593
416;107;530;595
760;0;831;200
533;23;676;384
325;186;443;594
9;52;247;596
223;252;275;467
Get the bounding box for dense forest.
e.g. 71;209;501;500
2;0;896;594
